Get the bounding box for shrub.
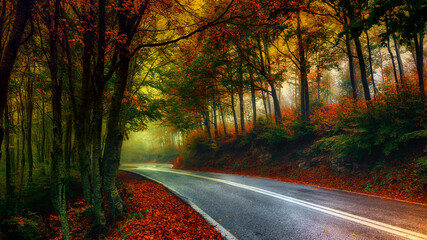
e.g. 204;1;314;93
414;156;427;185
310;103;339;135
311;86;426;165
4;212;45;240
182;131;217;168
173;156;185;169
240;119;290;148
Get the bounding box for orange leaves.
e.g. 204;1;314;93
46;172;222;240
106;171;222;240
311;103;339;135
173;156;186;169
193;159;427;205
47;199;90;240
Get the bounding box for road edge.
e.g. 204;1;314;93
177;168;427;206
121;169;238;240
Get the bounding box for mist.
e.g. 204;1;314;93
121;124;180;163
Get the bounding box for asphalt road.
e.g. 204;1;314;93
121;163;427;240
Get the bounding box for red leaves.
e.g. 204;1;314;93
107;172;222;240
47;199;90;240
311;103;339;134
188;161;427;205
173;156;186;169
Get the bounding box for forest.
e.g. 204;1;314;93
0;0;426;239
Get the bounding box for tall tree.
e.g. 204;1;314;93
0;0;34;170
370;0;426;99
45;0;71;238
339;0;371;101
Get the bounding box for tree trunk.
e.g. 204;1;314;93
212;103;218;138
202;109;212;139
0;0;34;160
76;84;94;215
387;37;399;87
352;35;371;101
316;66;321;101
102;53;129;221
410;47;416;67
268;81;282;124
25;74;34;184
238;86;245;133
19;96;26;186
365;30;377;97
263;40;282;124
40;99;46;174
266;88;272;117
15;108;20;180
48;0;71;237
261;86;269;120
219;102;227;136
378;42;386;82
250;82;256;125
414;33;424;101
64;115;72;169
345;32;358;99
297;12;310;120
393;36;405;85
86;0;107;233
90;92;106;233
231;93;238;137
5;102;13;204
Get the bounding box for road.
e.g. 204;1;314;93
121;163;427;240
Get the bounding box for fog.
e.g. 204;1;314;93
121;124;179;163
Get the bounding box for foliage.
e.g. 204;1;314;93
239;119;290;148
107;172;222;240
310;103;339;135
122;91;164;132
46;199;90;240
4;212;45;240
182;131;218;168
173;156;186;169
310;85;426;164
414;156;427;186
0;170;82;240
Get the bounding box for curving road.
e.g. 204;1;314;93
121;163;427;240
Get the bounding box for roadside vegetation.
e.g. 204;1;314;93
0;0;426;239
0;171;221;239
175;83;426;204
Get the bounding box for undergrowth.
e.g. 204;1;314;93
177;85;426;202
0;169;82;239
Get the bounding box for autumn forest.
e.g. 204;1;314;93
0;0;426;239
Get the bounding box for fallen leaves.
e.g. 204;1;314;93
186;161;426;204
46;171;222;240
107;171;222;240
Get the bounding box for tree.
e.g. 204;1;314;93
45;0;71;238
339;0;372;101
369;0;426;100
0;0;34;171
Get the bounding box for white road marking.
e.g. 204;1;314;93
133;170;238;240
141;167;427;240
